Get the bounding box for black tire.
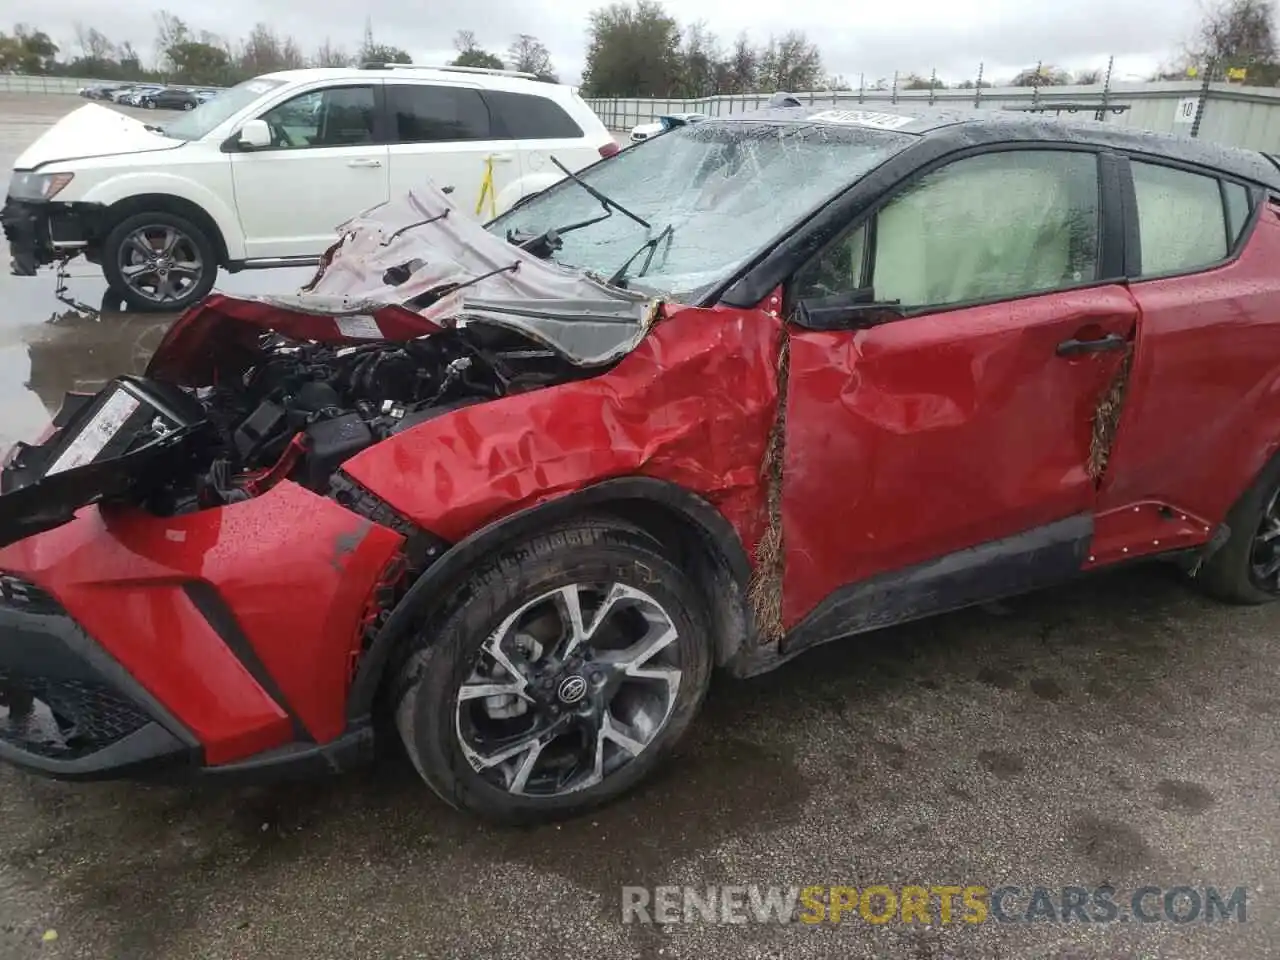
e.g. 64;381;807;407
393;520;713;825
144;99;156;109
101;210;218;314
1196;454;1280;604
183;101;195;111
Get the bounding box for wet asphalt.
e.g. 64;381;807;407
0;93;1278;960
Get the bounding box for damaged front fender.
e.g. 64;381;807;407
340;303;784;566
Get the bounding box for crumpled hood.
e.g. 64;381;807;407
248;184;662;367
13;103;184;170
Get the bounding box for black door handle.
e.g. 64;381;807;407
1056;333;1128;357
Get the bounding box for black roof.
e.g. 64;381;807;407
713;103;1280;190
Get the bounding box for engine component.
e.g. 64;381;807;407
302;413;374;489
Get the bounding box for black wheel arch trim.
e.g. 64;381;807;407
344;475;753;723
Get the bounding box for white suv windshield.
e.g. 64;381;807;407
162;77;288;141
486;120;915;300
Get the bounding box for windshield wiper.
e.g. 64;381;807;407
143;123;166;134
550;155;649;228
510;207;613;259
608;224;674;288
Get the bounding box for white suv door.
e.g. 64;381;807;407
383;81;516;218
481;88;602;200
230;82;390;260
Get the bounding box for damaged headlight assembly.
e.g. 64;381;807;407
7;171;75;202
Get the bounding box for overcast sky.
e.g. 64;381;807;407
3;0;1206;87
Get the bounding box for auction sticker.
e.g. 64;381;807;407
336;315;384;339
46;389;141;476
807;110;916;129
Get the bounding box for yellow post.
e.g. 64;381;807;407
475;155;497;218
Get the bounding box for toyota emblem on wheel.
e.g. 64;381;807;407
557;675;588;704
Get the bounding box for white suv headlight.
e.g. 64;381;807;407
7;172;74;201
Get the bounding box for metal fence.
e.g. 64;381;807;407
8;68;1280;154
0;74;228;95
586;78;1280;154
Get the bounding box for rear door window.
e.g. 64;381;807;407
485;91;585;139
1131;161;1231;276
387;84;491;143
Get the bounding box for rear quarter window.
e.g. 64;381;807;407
485;90;585;140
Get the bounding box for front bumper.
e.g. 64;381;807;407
0;571;381;784
0;573;196;779
1;196;105;277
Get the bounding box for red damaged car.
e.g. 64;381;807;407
1;104;1278;823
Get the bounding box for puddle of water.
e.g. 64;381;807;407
0;265;316;450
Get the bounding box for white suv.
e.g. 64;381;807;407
2;64;619;312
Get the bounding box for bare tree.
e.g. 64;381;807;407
757;30;823;92
678;21;720;97
726;32;757;93
507;33;556;80
312;38;353;67
1191;0;1279;80
74;23;115;61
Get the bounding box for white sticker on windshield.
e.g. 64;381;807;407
336;315;384;339
807;109;915;129
45;389;141;476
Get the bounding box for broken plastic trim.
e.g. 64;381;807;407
456;296;662;367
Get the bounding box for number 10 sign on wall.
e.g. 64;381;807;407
1175;97;1199;124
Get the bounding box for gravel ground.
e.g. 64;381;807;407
0;91;1276;960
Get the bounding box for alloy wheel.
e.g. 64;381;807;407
454;582;682;797
116;225;205;306
1249;484;1280;594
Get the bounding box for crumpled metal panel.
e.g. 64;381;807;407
342;303;783;555
151;185;665;372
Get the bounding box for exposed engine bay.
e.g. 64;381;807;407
0;322;592;548
186;323;582;508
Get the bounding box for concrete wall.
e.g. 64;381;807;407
586;81;1280;154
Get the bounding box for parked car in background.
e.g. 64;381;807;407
139;87;201;111
628;111;707;143
1;103;1278;824
2;63;621;311
108;86;138;103
125;85;166;106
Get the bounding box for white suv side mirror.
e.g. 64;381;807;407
237;119;272;149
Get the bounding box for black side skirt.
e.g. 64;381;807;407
729;513;1093;678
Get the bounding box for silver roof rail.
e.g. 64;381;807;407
360;62;538;80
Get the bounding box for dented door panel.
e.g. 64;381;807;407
778;286;1139;628
1099;207;1280;525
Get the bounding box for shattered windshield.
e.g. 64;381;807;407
486;120;916;300
161;77;287;141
